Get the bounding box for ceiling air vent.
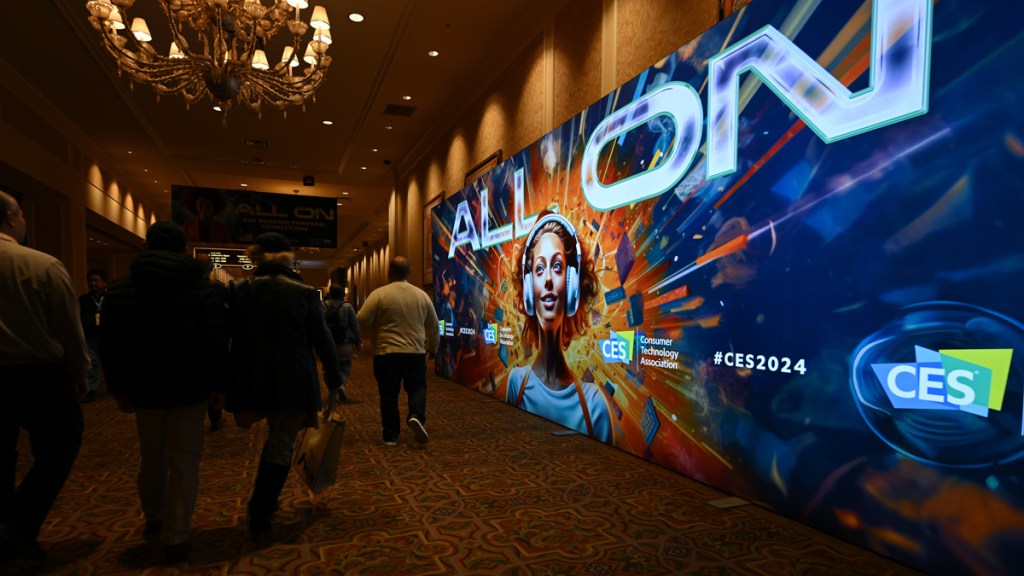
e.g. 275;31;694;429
383;104;416;117
244;138;270;149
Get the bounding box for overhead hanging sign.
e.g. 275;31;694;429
171;185;337;248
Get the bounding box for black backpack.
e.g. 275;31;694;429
325;302;348;343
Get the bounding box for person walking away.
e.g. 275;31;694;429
225;232;342;542
0;189;89;562
77;268;107;403
99;221;228;564
357;256;440;446
324;285;361;402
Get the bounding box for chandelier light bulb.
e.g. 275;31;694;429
286;0;309;9
303;43;317;66
310;6;330;30
313;28;332;45
281;45;298;67
108;7;125;30
251;49;270;70
130;18;151;42
169;42;184;59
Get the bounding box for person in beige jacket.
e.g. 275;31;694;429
357;256;440;446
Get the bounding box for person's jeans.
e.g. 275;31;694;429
0;364;84;540
261;413;303;466
85;336;103;392
336;343;354;387
372;353;427;442
135;400;207;545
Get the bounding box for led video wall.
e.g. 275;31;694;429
430;1;1024;573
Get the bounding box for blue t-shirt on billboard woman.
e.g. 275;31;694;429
505;366;612;443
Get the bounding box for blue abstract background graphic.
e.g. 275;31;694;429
431;1;1024;573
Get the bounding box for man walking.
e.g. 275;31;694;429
226;232;342;542
99;221;228;564
78;268;107;403
324;285;361;401
357;256;440;446
0;189;88;562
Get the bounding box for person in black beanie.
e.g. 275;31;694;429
225;232;342;542
99;220;228;564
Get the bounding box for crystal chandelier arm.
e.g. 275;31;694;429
238;56;329;107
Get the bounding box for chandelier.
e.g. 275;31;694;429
84;0;332;118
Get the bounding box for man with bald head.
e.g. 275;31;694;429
0;189;88;562
358;256;440;446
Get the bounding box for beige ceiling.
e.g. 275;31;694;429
1;0;563;269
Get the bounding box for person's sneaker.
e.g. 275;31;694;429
143;521;163;545
407;417;429;444
162;541;191;564
383;440;398;446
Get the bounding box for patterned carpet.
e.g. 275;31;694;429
8;354;924;575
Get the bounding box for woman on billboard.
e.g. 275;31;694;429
505;211;612;442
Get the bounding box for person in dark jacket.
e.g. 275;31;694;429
99;221;227;564
226;232;342;542
77;268;107;403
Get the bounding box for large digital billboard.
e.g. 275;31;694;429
171;185;338;247
430;0;1024;573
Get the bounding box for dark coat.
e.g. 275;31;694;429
226;264;341;421
99;250;228;409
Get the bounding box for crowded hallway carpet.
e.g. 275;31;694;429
8;353;923;575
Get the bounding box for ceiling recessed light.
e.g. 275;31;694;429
322;120;333;125
402;95;412;101
127;150;133;155
385;125;392;130
213;105;222;112
144;169;149;172
427;50;439;57
348;13;364;23
240;183;248;187
342;191;349;195
360;166;367;170
371;148;378;152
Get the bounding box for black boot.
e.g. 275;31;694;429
248;459;291;542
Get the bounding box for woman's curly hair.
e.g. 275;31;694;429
514;210;599;350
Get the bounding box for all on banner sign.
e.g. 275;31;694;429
431;0;1024;574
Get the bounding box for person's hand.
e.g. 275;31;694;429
74;377;88;401
116;397;136;413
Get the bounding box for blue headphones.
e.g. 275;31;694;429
522;213;582;317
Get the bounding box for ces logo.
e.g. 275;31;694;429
600;331;635;364
484;323;498;344
871;346;1013;417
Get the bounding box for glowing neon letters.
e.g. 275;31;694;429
450;0;931;254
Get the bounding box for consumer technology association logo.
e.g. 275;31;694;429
599;330;635;363
483;323;498;344
871;346;1013;417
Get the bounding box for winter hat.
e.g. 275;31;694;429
147;220;187;252
254;232;293;253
